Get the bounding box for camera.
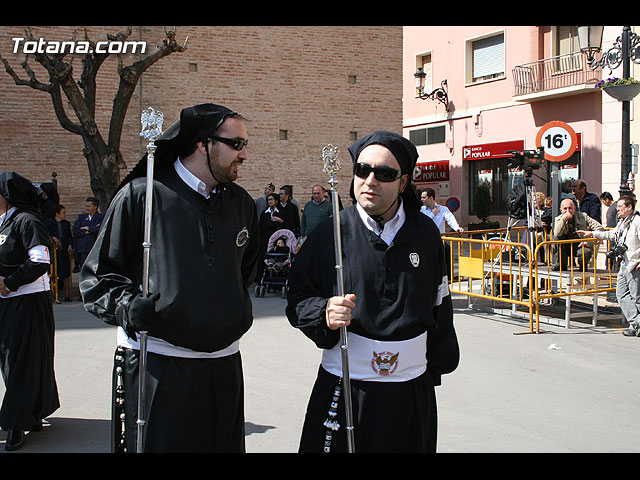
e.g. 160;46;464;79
506;147;545;174
606;243;628;261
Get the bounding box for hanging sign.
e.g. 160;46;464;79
535;121;578;162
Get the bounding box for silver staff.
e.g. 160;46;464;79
322;144;355;453
137;107;164;453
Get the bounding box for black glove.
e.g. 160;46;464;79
126;292;161;336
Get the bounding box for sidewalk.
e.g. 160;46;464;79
1;293;638;453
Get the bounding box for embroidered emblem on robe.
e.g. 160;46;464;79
372;351;399;376
236;227;249;247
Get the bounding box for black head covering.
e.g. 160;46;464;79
347;130;421;212
0;171;42;216
118;103;238;191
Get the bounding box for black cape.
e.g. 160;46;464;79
285;204;459;452
0;172;59;430
80;165;259;352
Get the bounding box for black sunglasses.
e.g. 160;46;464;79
354;162;402;183
211;136;248;151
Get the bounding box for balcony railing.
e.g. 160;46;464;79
513;53;602;97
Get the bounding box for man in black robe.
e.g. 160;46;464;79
286;131;459;453
80;103;259;452
0;171;59;451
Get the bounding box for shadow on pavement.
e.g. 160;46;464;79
0;417;110;453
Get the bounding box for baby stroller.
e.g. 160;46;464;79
255;229;299;298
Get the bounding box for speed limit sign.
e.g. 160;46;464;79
535;120;577;162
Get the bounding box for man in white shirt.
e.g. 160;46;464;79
420;188;462;278
420;188;463;234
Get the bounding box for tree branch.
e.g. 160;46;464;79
108;27;188;154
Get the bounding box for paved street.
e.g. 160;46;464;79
1;292;638;453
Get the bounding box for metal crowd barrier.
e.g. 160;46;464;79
442;226;617;334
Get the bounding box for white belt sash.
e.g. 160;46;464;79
117;327;240;359
322;331;427;382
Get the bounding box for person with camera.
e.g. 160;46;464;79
552;197;604;271
579;195;640;337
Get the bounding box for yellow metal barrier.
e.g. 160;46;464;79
443;233;537;333
533;237;616;328
443;228;617;333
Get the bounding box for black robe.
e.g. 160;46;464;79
46;217;72;280
80;166;259;352
0;209;59;430
80;166;259;452
286;204;459;452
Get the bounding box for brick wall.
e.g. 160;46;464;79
0;26;402;219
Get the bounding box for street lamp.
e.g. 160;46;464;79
414;67;449;111
578;26;640;198
577;26;604;65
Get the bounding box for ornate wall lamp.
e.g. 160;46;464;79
414;67;449;111
578;26;640;197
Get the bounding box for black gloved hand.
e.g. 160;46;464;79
126;292;161;334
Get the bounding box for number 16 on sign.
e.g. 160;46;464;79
535;120;578;162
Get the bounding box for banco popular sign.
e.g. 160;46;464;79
413;160;450;183
462;140;525;160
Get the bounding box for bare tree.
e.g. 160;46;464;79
0;26;187;208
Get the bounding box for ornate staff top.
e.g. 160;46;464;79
140;107;164;144
322;144;341;188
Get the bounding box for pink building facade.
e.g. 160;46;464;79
402;26;634;229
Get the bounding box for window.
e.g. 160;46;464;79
469;157;511;215
409;125;445;146
415;52;432;94
553;26;582;72
555;26;580;56
466;32;505;84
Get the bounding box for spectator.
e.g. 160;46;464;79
255;182;275;218
579;196;640;336
541;196;553;235
552;197;603;270
283;184;300;210
46;204;73;302
278;185;300;236
324;187;344;210
600;191;618;228
571;179;601;223
72;197;104;269
420;188;463;233
300;184;332;239
257;192;285;283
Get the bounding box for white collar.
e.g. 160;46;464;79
0;206;17;226
356;198;405;246
174;158;210;198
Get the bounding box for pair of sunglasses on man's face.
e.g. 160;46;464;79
354;162;402;183
211;136;248;151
